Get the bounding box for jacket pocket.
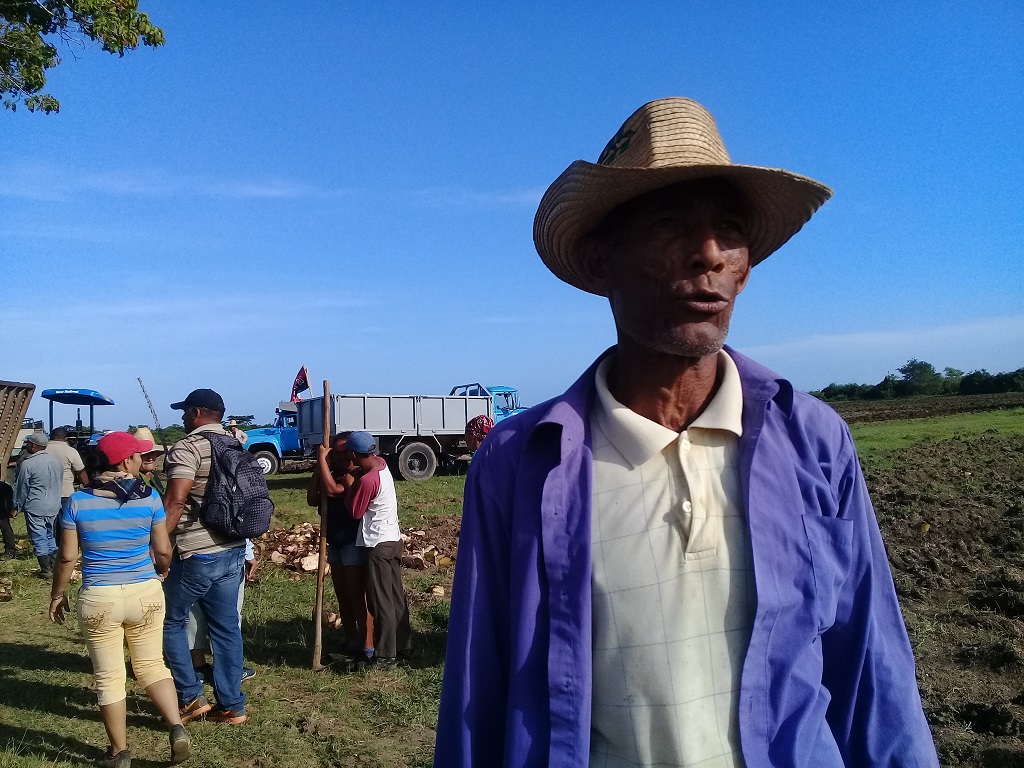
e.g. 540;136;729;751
801;515;853;633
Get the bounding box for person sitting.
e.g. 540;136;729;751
48;431;191;767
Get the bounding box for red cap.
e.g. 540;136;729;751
98;432;155;466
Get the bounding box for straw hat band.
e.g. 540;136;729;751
598;103;732;169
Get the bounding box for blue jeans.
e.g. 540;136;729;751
163;547;246;712
25;512;58;556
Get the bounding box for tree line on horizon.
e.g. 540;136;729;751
811;359;1024;402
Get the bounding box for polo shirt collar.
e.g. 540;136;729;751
691;351;744;436
593;350;744;470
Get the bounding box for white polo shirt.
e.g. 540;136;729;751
589;351;755;768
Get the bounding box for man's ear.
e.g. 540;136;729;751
575;235;611;294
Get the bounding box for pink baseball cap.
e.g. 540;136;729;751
98;431;155;466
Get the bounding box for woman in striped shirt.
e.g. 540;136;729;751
49;431;191;768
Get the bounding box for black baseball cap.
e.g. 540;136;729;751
170;388;226;412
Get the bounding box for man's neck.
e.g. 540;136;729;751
607;343;723;432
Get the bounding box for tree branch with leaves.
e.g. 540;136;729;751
0;0;163;113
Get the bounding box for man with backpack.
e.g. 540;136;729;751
162;388;251;725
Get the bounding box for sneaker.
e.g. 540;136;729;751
169;724;190;765
206;707;247;725
241;665;256;683
374;656;398;669
179;695;211;723
100;747;132;768
0;550;15;560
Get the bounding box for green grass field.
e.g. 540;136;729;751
2;408;1021;766
850;407;1024;467
0;471;461;768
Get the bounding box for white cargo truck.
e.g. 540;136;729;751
296;391;493;481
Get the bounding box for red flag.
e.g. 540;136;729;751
291;366;311;402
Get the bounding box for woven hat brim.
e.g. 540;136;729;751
534;161;833;296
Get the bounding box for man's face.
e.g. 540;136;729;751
182;407;197;432
583;178;752;360
327;440;352;474
352;452;375;471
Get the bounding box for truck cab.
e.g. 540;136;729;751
448;384;528;421
245;401;302;475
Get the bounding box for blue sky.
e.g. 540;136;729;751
3;2;1022;429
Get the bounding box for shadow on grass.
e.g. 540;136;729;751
0;641;93;675
242;618;448;671
0;667;96;720
244;618;316;668
403;627;448;670
0;722;107;766
0;643;171;767
0;721;169;768
267;474;312;491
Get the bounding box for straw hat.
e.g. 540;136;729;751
132;426;164;454
533;97;834;296
99;432;155;465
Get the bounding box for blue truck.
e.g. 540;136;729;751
243;401;303;475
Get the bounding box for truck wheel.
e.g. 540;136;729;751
253;450;279;476
397;442;437;481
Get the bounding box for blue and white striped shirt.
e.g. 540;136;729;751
62;488;165;588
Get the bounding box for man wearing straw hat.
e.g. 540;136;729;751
436;98;938;767
133;426;166;496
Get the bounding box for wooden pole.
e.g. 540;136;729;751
312;379;331;671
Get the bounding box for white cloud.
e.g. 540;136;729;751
743;315;1024;389
0;292;379;346
410;185;544;208
0;162;342;202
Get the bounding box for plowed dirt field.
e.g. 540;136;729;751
871;429;1024;766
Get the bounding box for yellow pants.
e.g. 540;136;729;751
77;578;172;705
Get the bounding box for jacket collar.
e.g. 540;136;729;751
530;345;790;442
532;347;614;457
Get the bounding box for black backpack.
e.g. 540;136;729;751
199;432;274;539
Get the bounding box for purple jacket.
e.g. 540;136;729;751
435;348;938;767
